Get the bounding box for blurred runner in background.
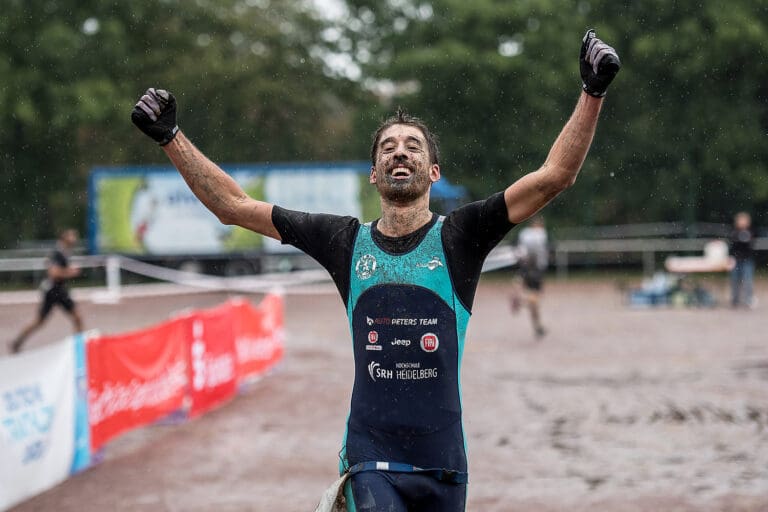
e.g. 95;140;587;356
9;228;83;354
510;216;549;338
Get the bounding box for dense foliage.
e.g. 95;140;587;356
1;0;766;246
342;0;768;227
0;0;363;245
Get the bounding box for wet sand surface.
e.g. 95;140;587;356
3;277;767;511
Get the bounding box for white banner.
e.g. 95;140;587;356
0;338;76;511
263;169;362;253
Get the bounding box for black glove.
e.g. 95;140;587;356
580;29;621;97
131;88;179;146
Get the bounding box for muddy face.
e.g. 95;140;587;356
370;124;440;203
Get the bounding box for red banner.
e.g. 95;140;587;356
86;294;284;449
87;318;188;451
183;304;238;418
231;294;284;383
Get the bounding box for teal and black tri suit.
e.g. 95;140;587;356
273;192;514;512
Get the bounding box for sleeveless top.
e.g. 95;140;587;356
340;217;471;474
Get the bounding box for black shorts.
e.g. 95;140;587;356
523;275;542;291
39;286;75;319
520;267;543;291
345;471;466;512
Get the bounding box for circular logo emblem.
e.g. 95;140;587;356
355;254;377;280
368;331;379;344
420;333;439;352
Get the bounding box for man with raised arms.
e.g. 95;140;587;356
131;29;619;512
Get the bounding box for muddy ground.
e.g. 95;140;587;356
3;277;767;511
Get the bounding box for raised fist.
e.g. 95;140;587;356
580;29;621;98
131;88;179;146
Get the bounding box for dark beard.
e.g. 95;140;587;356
376;171;431;203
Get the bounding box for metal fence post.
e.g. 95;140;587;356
106;255;121;300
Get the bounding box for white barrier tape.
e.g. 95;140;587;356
117;256;331;294
0;255;107;272
0;245;518;306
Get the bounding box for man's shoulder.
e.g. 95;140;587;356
274;206;360;232
443;191;510;231
272;205;362;254
274;205;359;223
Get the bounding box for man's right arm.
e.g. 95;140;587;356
131;88;280;240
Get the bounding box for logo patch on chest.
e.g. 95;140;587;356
420;333;439;352
366;330;382;351
416;256;444;271
355;254;377;280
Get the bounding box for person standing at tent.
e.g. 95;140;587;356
729;211;756;308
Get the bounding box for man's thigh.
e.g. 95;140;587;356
346;471;406;512
394;473;466;512
38;290;57;320
346;472;466;512
54;288;76;313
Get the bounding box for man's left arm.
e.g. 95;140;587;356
504;29;620;224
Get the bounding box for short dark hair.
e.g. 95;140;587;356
370;108;440;166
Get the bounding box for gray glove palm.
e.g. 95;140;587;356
580;29;621;97
131;88;179;146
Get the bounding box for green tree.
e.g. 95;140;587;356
0;0;362;247
340;0;768;228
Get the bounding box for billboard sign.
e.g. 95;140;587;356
88;162;466;256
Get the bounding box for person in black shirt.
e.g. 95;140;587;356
9;229;84;354
729;211;756;308
131;29;620;512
